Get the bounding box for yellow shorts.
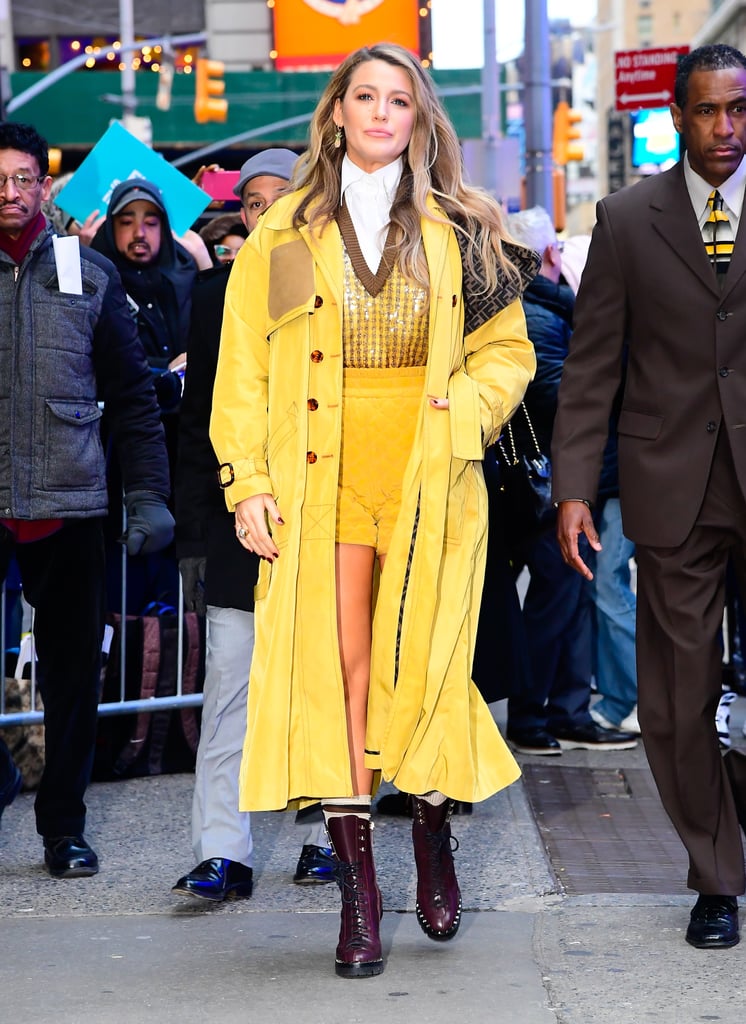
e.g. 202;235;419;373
336;366;426;555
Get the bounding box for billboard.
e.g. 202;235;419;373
272;0;425;70
630;107;680;168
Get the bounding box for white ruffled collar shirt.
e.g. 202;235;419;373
340;154;403;273
684;152;746;234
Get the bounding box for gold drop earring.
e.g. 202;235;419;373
334;124;343;149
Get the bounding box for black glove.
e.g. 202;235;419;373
179;556;207;616
154;370;183;413
120;491;175;556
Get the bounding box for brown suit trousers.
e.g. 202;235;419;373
636;428;746;894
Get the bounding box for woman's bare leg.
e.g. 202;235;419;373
335;542;376;795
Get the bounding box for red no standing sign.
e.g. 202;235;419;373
615;46;690;112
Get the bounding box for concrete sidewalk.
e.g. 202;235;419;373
3;731;746;1022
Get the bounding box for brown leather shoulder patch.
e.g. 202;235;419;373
268;239;315;321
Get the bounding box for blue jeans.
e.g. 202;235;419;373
590;498;638;724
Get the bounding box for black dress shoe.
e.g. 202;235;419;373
375;789;473;817
375;790;413;816
552;721;638;751
723;749;746;833
686;894;740;948
507;728;562;756
43;835;99;878
293;844;336;885
172;858;253;902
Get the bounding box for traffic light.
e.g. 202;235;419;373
194;58;227;124
552;101;584;166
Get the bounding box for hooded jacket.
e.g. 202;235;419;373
91;180;196;410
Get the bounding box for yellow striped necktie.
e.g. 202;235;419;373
705;189;734;279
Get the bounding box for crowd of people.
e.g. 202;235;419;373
2;38;746;977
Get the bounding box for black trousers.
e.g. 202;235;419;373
0;519;105;837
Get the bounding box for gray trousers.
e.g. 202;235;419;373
192;606;254;866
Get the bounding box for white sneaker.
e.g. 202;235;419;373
619;707;641;735
590;706;618;731
591;705;642;736
717;690;738;749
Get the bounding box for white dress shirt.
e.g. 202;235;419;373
683;153;746;235
340;155;403;273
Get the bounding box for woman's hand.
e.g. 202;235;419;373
428;395;449;409
235;493;283;561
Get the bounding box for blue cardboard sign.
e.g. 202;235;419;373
54;121;210;236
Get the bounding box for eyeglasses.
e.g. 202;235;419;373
214;244;243;259
0;173;46;192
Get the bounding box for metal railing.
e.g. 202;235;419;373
0;542;204;728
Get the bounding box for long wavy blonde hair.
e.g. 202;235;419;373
292;43;521;296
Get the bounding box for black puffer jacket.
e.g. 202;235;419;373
510;273;575;455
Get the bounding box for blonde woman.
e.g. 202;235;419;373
210;42;537;978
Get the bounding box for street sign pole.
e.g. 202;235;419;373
524;0;553;217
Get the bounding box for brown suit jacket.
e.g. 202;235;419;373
552;161;746;547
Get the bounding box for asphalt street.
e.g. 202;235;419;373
2;700;746;1023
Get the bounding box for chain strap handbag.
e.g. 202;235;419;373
493;402;554;543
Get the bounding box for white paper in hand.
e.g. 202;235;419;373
52;234;82;295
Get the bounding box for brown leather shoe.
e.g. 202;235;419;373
327;815;384;978
411;797;462;941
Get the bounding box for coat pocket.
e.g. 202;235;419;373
617;409;663;440
43;398;104;490
447;369;483;461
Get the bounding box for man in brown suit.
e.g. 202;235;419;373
552;44;746;949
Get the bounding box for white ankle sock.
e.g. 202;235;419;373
418;790;447;806
322;795;372;823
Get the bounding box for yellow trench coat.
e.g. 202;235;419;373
210;191;536;811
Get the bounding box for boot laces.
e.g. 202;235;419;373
423;828;459;905
336;861;375;948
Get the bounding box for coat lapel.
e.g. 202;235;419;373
648;165;721;299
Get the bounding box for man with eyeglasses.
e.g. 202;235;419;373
0;121;173;876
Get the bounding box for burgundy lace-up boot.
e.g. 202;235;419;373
326;815;384;978
411;796;462;941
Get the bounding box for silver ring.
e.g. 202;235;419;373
238;527;248;539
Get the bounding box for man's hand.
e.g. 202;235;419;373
179;556;207;616
556;500;601;580
74;209;106;247
121;491;175;556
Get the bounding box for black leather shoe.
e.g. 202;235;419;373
375;790;473;817
507;728;562;756
172;858;253;902
293;844;336;885
686;894;740;948
43;835;99;878
0;762;22;825
552;721;637;751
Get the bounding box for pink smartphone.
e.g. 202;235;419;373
201;170;241;201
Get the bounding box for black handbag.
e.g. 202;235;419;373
492;402;554;544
